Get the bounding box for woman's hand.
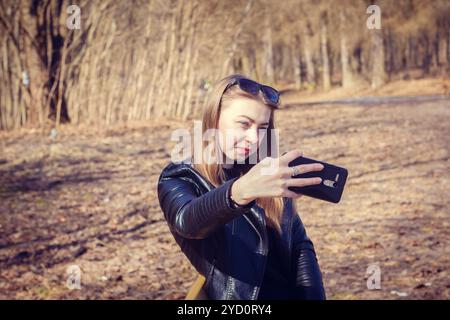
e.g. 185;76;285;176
230;150;324;205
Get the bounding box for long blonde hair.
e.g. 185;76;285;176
192;74;284;233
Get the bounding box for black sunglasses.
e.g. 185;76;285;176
225;78;280;107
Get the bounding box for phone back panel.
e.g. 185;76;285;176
288;156;348;203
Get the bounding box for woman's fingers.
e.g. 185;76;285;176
279;149;303;166
286;177;322;188
290;163;324;176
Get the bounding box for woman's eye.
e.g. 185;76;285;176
238;121;249;127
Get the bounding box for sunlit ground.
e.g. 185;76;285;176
0;81;449;299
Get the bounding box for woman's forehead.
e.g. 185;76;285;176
223;97;272;123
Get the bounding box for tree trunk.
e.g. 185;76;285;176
263;10;275;84
292;35;302;90
422;32;432;75
320;13;331;90
386;28;395;80
19;1;49;126
371;28;387;88
434;29;440;67
340;11;353;88
303;24;315;87
221;0;254;77
278;44;291;82
177;0;198;118
446;27;450;67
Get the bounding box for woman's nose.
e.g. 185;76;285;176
246;127;259;145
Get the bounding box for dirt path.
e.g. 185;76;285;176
284;94;449;107
0;98;449;299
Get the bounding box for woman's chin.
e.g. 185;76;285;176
223;149;256;164
236;150;257;163
222;153;245;164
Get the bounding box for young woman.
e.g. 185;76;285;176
157;74;326;300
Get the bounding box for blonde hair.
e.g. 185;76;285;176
192;74;284;233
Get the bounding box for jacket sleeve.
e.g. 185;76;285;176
157;175;255;239
291;207;326;300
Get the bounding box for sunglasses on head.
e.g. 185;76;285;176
224;78;280;107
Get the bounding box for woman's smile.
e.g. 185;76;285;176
235;143;255;155
237;146;250;154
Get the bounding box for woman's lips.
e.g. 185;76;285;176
236;146;251;154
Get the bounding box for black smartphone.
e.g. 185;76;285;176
288;156;348;203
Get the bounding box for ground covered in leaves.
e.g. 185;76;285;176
0;96;449;299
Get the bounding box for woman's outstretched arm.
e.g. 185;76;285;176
158;175;254;239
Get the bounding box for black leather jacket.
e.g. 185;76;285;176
157;160;326;300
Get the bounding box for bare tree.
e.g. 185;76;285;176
320;11;331;90
1;0;449;131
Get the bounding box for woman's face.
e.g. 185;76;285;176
217;96;272;163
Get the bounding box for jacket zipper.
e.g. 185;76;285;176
206;257;216;284
243;210;268;300
288;212;294;262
